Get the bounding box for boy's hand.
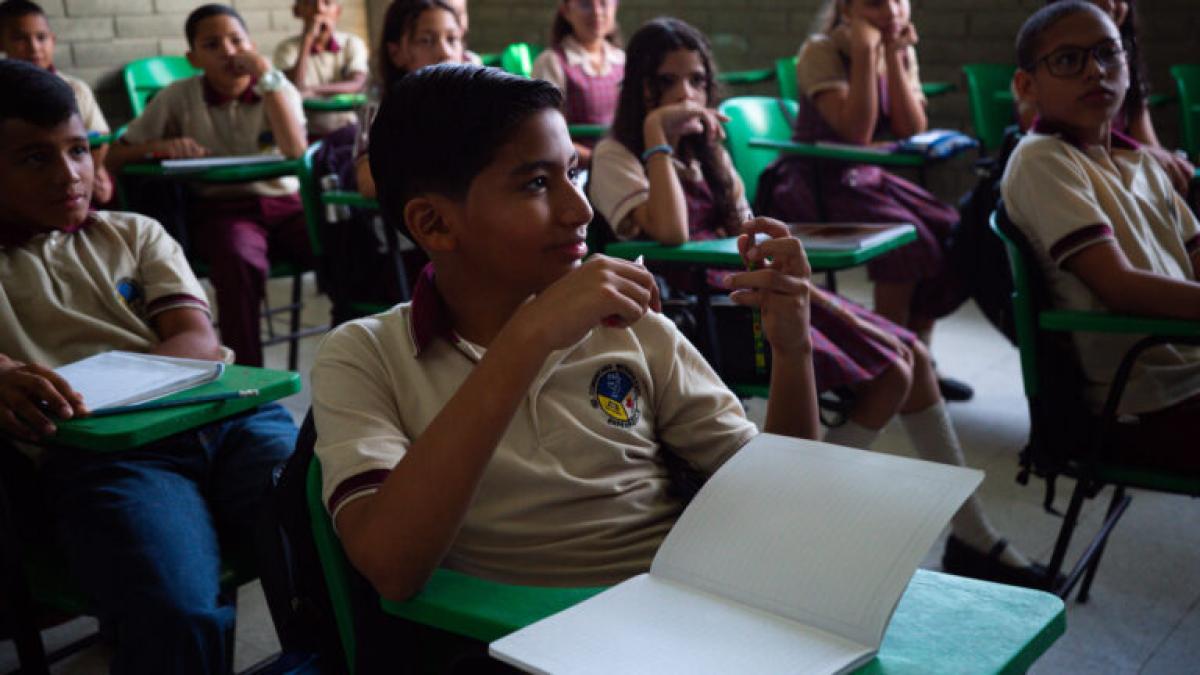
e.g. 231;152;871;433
0;362;88;440
230;51;272;79
725;218;813;355
645;102;729;148
149;137;209;160
512;256;661;353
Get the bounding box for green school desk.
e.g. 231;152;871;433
605;224;917;272
381;567;1065;674
568;123;608;140
52;365;301;452
748;138;927;168
303;93;368;112
322;189;380;210
121;156;302;183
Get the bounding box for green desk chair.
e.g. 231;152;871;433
500;42;543;79
718;66;775;86
478;51;502;67
775;55;799;102
962;63;1017;155
1169;64;1200;162
990;206;1200;602
123;55;200;117
718;96;798;207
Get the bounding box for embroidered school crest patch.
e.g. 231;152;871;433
590;364;642;428
115;277;145;314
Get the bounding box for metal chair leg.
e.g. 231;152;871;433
288;273;303;372
1077;485;1127;603
1046;476;1088;598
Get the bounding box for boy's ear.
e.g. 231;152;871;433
186;50;198;68
403;195;460;253
1013;69;1036;105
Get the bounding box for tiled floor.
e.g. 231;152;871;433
3;268;1198;674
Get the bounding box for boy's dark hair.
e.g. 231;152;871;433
0;58;78;129
1043;0;1146;125
1016;1;1108;72
185;4;247;46
610;18;739;237
376;0;459;87
550;1;621;49
368;63;562;238
0;0;45;31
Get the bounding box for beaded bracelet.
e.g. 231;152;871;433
640;143;673;163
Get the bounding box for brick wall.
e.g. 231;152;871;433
36;0;370;126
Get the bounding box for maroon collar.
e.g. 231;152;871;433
409;263;456;356
46;64;57;74
0;214;96;249
1030;115;1140;152
312;33;341;54
202;76;261;106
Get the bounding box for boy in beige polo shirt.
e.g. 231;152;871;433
1003;2;1200;472
108;4;313;367
0;0;114;205
273;0;369;136
0;60;297;673
312;64;819;601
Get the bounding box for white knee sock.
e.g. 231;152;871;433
822;420;881;450
900;403;1030;568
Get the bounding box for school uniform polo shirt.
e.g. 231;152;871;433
795;29;924;104
0;211;213;369
1001;124;1200;415
121;75;306;199
272;31;369;135
312;266;758;586
531;35;625;91
589;138;750;239
57;71;110;135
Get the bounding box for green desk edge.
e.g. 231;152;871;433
605;226;917;271
749;137;926;167
52;366;301;452
719;67;775;85
1039;310;1200;337
567;123;608;139
323;189;380;210
303;93;368;112
921;81;956;98
381;568;1064;674
122;158;302;183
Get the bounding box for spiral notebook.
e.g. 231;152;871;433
54;351;225;412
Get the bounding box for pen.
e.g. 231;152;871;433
86;389;260;417
747;248;767;377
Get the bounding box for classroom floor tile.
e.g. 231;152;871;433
3;270;1197;673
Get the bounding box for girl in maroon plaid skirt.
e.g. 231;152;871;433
589;17;1055;590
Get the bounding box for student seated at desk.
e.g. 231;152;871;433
589;17;1052;590
274;0;370;136
1003;1;1200;473
0;60;297;674
312;63;818;597
108;4;314;367
0;0;114;205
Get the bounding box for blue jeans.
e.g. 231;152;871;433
39;403;297;675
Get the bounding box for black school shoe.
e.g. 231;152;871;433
937;376;975;402
941;535;1062;591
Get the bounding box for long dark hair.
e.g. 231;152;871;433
609;18;739;233
1043;0;1146;118
377;0;459;86
550;1;622;48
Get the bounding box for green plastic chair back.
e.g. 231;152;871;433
775;56;799;102
500;42;543;78
1169;64;1200;161
307;457;361;674
296;141;326;258
123;55;200;117
962;63;1017;154
718;96;798;206
988;210;1040;398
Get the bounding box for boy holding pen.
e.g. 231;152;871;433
0;60;296;673
311;64;817;600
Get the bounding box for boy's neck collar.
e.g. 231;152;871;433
311;32;341;54
0;213;97;249
1030;115;1140;152
202;75;261;106
409;263;456;356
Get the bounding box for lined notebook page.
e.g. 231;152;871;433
55;351;224;411
650;435;981;648
490;574;873;675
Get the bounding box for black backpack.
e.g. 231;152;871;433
949;127;1024;345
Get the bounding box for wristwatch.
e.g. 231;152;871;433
254;68;286;95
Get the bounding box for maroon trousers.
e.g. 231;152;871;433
192;193;316;366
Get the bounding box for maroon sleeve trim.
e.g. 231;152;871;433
145;293;209;317
1048;223;1114;264
327;468;392;515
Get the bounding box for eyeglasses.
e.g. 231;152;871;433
1036;41;1127;78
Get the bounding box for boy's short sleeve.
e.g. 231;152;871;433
589;138;649;239
1001;137;1116;267
796;34;848;99
273;36;301;71
638;313;758;473
312;321;411;521
342;33;370;76
128;214;211;317
120;81;183;145
532;49;565;91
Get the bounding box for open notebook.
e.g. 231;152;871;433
160;154;286;174
791;222;914;251
490;434;982;675
55;351;225;412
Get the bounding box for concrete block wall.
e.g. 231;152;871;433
37;0;370;125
